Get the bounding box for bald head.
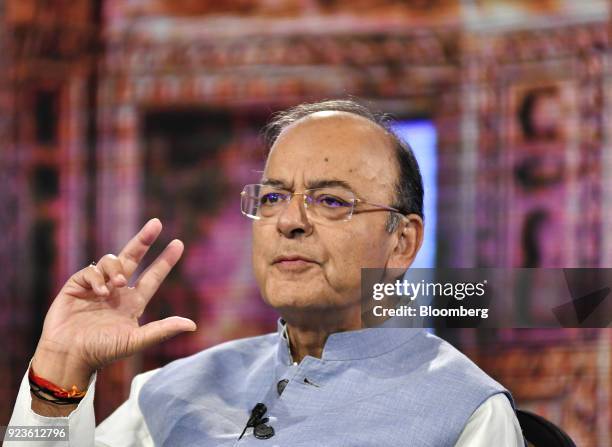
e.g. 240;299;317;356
266;111;399;218
264;99;425;229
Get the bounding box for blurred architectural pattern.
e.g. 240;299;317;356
0;1;610;445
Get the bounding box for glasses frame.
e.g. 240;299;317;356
240;183;403;222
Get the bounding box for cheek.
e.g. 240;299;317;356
323;223;391;286
251;223;273;285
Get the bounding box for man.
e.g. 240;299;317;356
7;100;524;446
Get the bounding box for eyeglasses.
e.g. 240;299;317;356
240;183;402;222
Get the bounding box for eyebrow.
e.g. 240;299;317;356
261;178;356;191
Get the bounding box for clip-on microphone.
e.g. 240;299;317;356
238;402;275;440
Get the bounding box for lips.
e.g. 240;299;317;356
273;255;317;264
272;254;319;272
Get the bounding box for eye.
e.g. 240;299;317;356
260;192;285;205
317;194;351;208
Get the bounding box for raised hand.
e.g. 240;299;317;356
31;218;196;397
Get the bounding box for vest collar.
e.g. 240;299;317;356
276;317;423;363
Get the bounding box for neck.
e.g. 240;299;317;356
282;306;361;363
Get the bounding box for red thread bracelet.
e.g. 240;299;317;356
28;366;87;399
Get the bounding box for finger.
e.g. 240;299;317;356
132;316;196;352
96;254;127;287
134;239;184;303
117;218;163;279
73;265;109;296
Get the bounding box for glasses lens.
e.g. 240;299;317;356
241;184;291;219
309;188;355;220
241;184;261;219
258;186;290;218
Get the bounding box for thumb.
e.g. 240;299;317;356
134;316;197;352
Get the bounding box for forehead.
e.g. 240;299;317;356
263;111;397;199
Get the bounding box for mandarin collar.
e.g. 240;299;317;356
275;317;423;365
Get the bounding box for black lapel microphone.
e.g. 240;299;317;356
238;402;275;440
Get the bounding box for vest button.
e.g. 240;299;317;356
277;379;289;396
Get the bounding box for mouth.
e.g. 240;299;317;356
272;255;319;272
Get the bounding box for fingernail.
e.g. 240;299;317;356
117;274;127;284
99;285;110;295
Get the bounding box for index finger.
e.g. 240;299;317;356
118;218;163;278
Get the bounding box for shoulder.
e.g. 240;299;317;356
416;331;512;395
389;330;516;413
143;331;278;386
401;332;520;445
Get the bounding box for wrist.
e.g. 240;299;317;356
30;390;78;417
32;346;95;391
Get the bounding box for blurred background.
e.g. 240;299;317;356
0;0;610;445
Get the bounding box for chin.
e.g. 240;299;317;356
262;280;333;311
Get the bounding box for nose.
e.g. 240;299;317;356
276;193;313;239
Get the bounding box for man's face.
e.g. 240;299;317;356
252;111;401;313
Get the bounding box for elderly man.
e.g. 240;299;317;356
8;100;524;446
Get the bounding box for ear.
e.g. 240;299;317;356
387;214;424;269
